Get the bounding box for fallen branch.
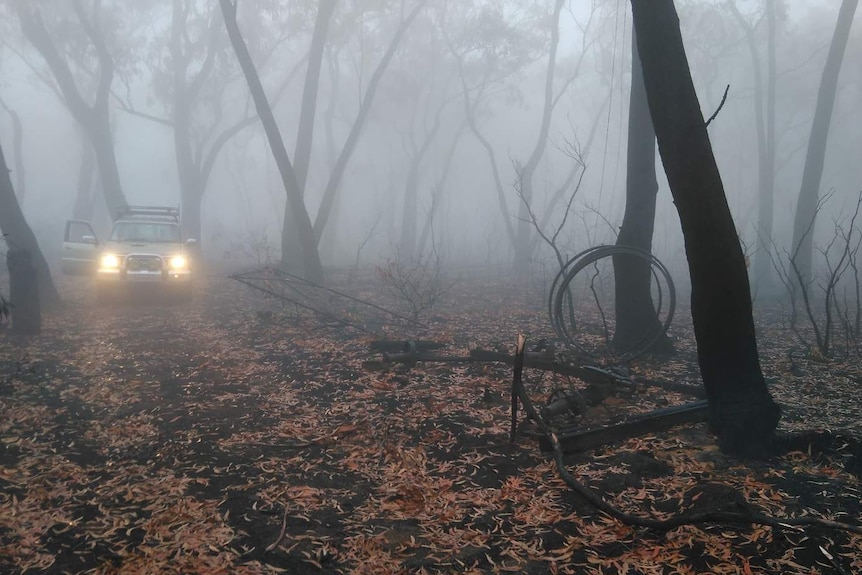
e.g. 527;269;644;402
511;334;862;535
705;84;730;128
537;400;709;453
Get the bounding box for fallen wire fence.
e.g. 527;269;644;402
230;267;426;337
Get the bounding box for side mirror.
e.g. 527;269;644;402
82;235;98;245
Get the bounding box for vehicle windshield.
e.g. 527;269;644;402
110;221;181;243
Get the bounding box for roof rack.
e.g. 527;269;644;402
116;206;180;222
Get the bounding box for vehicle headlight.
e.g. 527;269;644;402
168;255;188;270
100;254;120;269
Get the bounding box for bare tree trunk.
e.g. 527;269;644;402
281;0;338;270
631;0;780;458
16;4;129;220
312;0;428;244
317;45;344;263
790;0;858;285
72;135;97;221
417;126;464;257
763;0;777;290
168;2;262;247
219;0;323;283
512;0;566;274
0;142;60;308
399;105;443;261
0;99;26;204
294;0;338;193
172;98;203;241
455;69;517;250
727;0;777;292
612;29;673;355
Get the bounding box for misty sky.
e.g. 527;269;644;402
0;0;859;286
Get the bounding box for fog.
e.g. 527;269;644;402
1;0;860;293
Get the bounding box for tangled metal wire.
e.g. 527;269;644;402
548;245;676;360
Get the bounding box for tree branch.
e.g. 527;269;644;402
704;84;730;128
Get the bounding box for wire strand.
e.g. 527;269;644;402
597;0;623;212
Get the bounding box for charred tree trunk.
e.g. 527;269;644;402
280;0;337;271
72;136;97;221
317;46;344;263
456;68;517;252
512;0;565;274
631;0;780;458
220;0;323;283
16;4;129;220
417;126;464;257
727;0;777;292
172;98;204;243
168;0;263;249
400;157;422;261
293;0;337;193
88;109;127;220
400;107;442;261
174;138;205;244
762;0;777;291
790;0;858;285
6;249;41;335
0;99;26;204
170;0;205;244
612;30;673;355
312;0;427;244
0;142;60;309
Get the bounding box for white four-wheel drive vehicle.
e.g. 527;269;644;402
62;206;196;301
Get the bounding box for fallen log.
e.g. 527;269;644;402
469;349;703;398
377;345;704;398
537;400;709;454
368;339;447;353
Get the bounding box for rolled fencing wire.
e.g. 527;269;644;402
548;245;675;360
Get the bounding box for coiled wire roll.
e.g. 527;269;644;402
548;245;675;360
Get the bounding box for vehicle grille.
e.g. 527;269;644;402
126;255;163;271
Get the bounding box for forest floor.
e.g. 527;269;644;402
0;267;860;575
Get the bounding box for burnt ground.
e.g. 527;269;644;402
0;268;860;574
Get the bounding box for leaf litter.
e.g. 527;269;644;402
0;271;860;574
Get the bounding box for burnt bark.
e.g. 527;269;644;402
790;0;858;286
293;0;338;193
312;0;428;244
219;0;323;283
170;0;211;245
6;249;41;335
727;0;777;292
612;29;673;355
317;45;344;262
417;126;464;257
0;98;26;204
399;101;443;261
281;0;337;270
455;62;517;251
16;3;129;220
169;0;262;246
72;135;97;221
512;0;566;274
631;0;780;457
0;141;60;309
